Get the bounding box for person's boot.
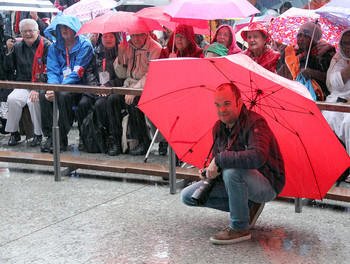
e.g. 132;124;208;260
30;134;42;147
158;141;168;156
8;131;21;146
107;136;121;156
249;202;265;228
0;118;9;134
41;136;52;153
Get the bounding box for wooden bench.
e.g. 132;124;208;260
0;151;199;180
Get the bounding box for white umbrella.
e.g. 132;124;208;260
0;0;59;13
63;0;118;21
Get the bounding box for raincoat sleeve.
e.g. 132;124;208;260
114;56;127;80
215;116;272;170
133;45;162;90
62;42;93;85
47;45;62;84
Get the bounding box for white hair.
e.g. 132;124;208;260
19;19;39;32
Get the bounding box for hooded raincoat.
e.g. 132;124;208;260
323;28;350;154
211;24;241;55
46;15;93;85
161;24;203;58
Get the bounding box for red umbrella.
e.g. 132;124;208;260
138;54;350;200
163;0;260;20
135;5;211;35
76;11;165;35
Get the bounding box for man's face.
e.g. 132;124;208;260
21;24;39;46
60;25;75;42
130;33;148;49
175;33;189;52
214;85;242;128
297;33;311;52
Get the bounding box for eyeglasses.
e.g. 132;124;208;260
21;29;37;35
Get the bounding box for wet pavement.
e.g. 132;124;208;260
0;125;350;263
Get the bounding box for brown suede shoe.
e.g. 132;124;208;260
249;202;265;228
210;227;251;245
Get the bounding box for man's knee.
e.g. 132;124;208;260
222;168;243;184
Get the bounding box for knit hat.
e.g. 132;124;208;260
298;21;323;43
203;42;228;56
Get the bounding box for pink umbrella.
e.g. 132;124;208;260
163;0;260;20
268;7;347;50
76;11;165;35
135;5;211;35
63;0;118;21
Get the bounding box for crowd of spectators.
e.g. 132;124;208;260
0;0;348;183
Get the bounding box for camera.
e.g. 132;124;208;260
191;169;217;205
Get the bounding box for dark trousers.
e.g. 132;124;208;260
39;90;80;145
100;94;150;146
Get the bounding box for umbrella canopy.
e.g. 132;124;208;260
163;0;260;20
138;54;350;200
63;0;118;21
135;5;211;35
76;11;165;35
268;7;349;49
316;0;350;31
0;0;59;13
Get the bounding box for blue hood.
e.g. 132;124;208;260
44;14;82;46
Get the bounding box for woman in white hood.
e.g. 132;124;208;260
323;28;350;182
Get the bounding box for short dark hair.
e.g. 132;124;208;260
216;83;241;102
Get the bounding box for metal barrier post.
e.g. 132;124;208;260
53;91;61;181
169;147;176;194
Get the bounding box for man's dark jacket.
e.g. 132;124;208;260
4;35;51;82
213;105;285;195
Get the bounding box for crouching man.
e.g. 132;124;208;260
181;83;285;245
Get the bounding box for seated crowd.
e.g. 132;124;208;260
0;10;347;174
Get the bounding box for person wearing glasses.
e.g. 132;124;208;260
3;19;51;147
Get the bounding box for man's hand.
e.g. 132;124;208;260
30;11;39;21
125;94;136;105
29;91;39;103
206;157;221;179
45;90;54;102
6;38;15;52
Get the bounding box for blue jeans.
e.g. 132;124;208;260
181;168;277;230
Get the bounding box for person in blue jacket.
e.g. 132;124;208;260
40;15;93;152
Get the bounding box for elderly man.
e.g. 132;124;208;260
112;31;162;155
4;18;51;147
181;83;285;245
40;15;93;152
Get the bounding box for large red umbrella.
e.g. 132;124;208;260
76;11;165;35
138;54;350;199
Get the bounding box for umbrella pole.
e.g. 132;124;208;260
304;20;318;70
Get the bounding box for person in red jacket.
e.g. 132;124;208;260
241;22;280;73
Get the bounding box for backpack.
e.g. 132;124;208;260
80;110;106;153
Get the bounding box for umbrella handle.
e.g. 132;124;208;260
305;19;318;70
